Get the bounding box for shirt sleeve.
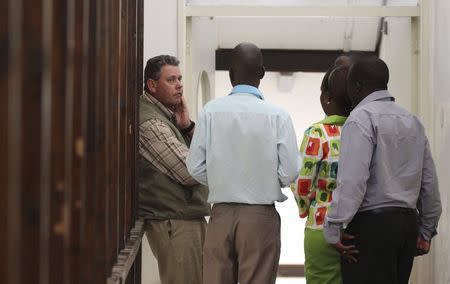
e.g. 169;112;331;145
139;118;199;187
278;116;300;187
323;121;374;244
290;126;322;218
417;137;442;240
186;111;208;186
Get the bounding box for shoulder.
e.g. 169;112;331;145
139;97;163;122
260;100;291;120
347;106;371;122
392;103;424;124
201;96;232;113
345;107;375;133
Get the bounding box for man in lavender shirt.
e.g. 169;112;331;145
323;57;442;284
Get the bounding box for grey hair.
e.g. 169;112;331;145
144;55;180;92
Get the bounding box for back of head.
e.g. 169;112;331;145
349;56;389;91
334;55;352;68
322;54;352;94
144;55;179;92
229;43;264;87
329;65;350;94
321;68;333;93
330;54;352;95
329;65;352;115
348;56;389;106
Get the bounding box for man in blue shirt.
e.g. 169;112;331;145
187;43;299;284
324;57;441;284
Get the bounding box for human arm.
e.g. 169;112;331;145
323;121;373;245
278;116;300;187
186;111;208;185
174;95;195;139
415;137;441;254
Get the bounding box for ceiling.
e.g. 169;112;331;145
189;0;418;52
187;0;418;7
216;17;380;51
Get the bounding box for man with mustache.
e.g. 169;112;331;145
138;55;210;284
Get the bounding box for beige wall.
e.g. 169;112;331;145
190;17;218;119
142;1;179;283
378;17;413;111
143;0;178;62
413;0;450;283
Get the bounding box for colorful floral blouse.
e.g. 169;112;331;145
291;115;347;230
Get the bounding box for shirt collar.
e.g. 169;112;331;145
318;115;348;126
143;91;175;120
229;84;264;100
354;90;395;110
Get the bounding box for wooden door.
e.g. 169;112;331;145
0;0;144;283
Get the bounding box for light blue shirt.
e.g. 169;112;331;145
187;85;299;204
324;90;441;243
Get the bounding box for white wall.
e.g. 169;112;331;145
378;17;412;111
413;0;450;283
188;0;349;6
216;17;379;51
143;0;178;62
142;1;179;283
188;0;418;6
190;17;218;119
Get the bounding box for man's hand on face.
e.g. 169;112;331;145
174;95;191;129
333;233;359;263
416;236;431;256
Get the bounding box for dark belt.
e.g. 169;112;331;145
356;206;417;217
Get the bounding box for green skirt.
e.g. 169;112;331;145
304;228;342;284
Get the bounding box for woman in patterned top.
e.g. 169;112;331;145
291;58;352;284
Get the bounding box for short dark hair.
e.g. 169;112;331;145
329;65;351;113
329;65;350;94
143;55;180;92
349;56;389;90
321;68;333;92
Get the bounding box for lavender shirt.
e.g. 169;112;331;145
324;90;441;243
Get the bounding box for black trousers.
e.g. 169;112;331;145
341;208;418;284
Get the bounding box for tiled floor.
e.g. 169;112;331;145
276;277;306;284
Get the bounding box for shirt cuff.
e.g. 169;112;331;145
323;222;342;244
419;227;437;241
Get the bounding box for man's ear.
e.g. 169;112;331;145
260;66;265;79
147;79;157;93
